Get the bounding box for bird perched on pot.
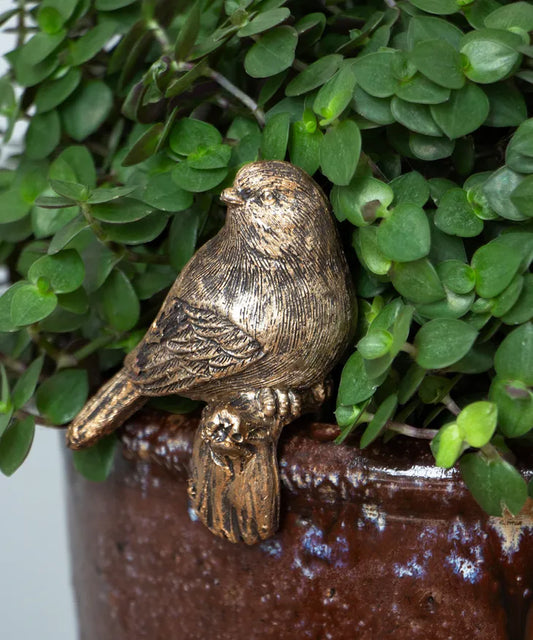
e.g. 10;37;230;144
67;160;355;544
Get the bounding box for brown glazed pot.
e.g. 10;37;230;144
66;411;533;640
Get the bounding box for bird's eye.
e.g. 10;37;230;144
262;190;277;205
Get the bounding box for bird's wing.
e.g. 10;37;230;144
125;297;265;394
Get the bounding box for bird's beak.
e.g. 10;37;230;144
221;188;244;205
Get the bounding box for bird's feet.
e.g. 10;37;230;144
196;380;331;471
202;407;245;445
199;405;253;470
256;387;301;420
255;380;331;422
189;380;331;544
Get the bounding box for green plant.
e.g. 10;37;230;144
0;0;531;515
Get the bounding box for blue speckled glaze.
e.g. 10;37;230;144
98;415;533;639
259;538;282;559
187;505;199;522
292;556;316;579
441;518;486;584
287;522;352;578
445;550;482;584
393;558;426;579
302;524;332;561
448;519;486;544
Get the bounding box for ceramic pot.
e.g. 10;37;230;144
66;411;533;640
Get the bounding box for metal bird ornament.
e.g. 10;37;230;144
67;160;355;544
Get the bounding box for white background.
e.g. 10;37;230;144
0;2;78;637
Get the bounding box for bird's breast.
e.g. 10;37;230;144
175;233;353;388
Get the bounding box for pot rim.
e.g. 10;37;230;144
118;410;533;520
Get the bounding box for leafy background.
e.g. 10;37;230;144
0;0;532;516
0;14;77;640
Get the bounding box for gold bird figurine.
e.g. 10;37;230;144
67;160;354;544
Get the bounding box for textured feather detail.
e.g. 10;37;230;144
188;422;280;545
125;298;265;394
67;370;145;450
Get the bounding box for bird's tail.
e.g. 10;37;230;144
67;369;145;450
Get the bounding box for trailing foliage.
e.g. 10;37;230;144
0;0;532;515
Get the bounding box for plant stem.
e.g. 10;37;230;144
205;67;265;126
401;342;418;358
481;442;501;462
0;354;26;375
292;59;307;72
361;152;389;181
395;397;420;423
386;421;437;440
174;60;265;125
27;326;62;362
442;394;461;416
16;0;26;47
80;202;167;265
125;250;169;265
362;413;438;440
80;201;111;245
72;333;119;362
15;407;56;428
147;18;172;55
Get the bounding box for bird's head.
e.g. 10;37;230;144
221;161;332;258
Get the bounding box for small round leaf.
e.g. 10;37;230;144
352;51;402;98
457;401;498;447
61;80;113;141
471;237;525;298
28;250;85;294
435;188;484;237
332;176;393;225
261;112;291;161
237;8;291;37
414;318;478;369
411;40;465;90
12;355;44;411
244;26;298;78
285;54;342;97
0;416;35;477
169;118;222;156
431;84;490;139
494;323;533;385
320;120;361;186
390;171;430;207
139;172;193;212
100;269;140;331
337;352;381;406
358;330;394;360
391;259;445;304
460;453;527;517
25;110;61;160
437;260;476;294
431;422;463;469
171;163;228;193
461;30;521;84
489;378;533;438
72;434;117;482
377;204;431;262
36;369;89;425
10;283;58;326
360;394;398;448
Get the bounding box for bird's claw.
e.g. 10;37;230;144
202;408;246;447
311;379;331;405
255;380;331;421
256;387;302;421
